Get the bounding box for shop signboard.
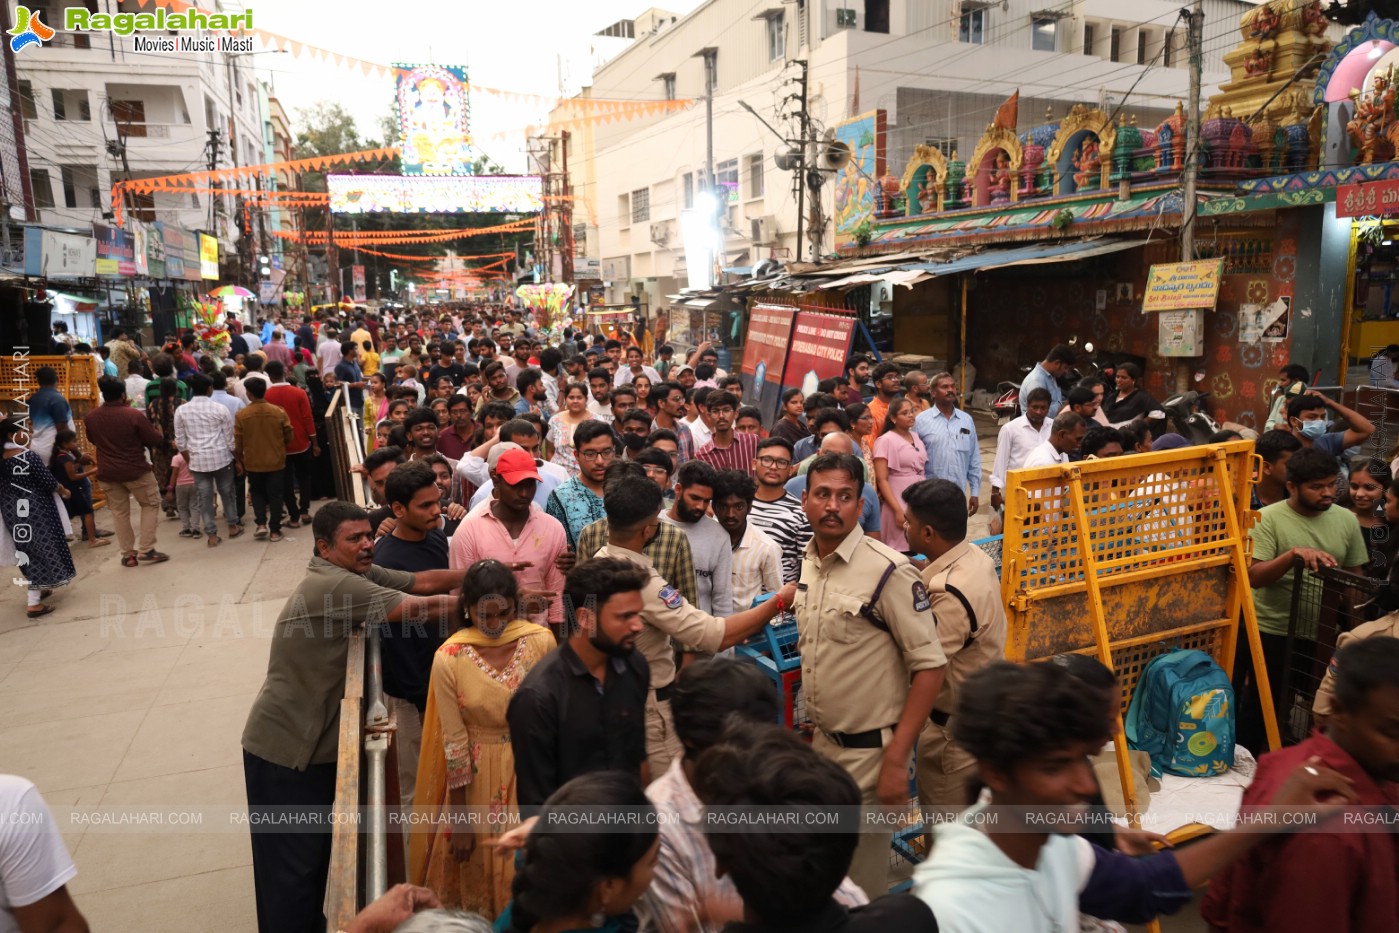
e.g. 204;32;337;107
94;224;136;277
24;226;96;279
160;225;186;279
199;234;219;279
781;311;857;396
147;223;168;278
1336;179;1399;218
131;222;149;276
1141;259;1224;313
740;303;798;424
183;231;202;282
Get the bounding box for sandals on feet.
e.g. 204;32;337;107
207;535;221;547
268;532;284;543
254;525;269;539
138;549;170;563
122;553;140;567
227;524;245;539
26;604;55;619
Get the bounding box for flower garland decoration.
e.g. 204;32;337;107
191;299;231;356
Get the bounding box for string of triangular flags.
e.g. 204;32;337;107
131;0;695;117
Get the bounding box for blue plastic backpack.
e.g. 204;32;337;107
1125;649;1235;778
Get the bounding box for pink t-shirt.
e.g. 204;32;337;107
169;453;195;486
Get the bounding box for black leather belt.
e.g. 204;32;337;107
823;726;890;749
653;683;673;702
930;709;951;727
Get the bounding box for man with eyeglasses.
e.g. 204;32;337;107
747;436;813;584
695;390;759;476
545;419;619;551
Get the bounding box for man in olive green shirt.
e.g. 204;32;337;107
241;502;462;933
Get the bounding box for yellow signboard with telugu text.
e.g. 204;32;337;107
198;234;219;280
1141;259;1224;313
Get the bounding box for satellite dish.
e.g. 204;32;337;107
774;146;803;171
820;140;852;171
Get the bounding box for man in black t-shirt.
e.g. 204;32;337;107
429;339;467;387
372;461;452;809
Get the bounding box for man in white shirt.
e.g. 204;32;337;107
0;774;90;931
989;386;1052;514
1022;410;1089;469
660;460;732;617
123;360;150;411
315;325;343;377
686;386;715;453
711;469;781;613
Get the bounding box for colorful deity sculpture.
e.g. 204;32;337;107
1249;4;1280;40
1244;46;1272;77
917;171;939;213
1347;68;1398;165
1301;0;1327;37
1072;137;1101;190
988;152;1013;203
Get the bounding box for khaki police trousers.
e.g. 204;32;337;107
645;692;682;782
915;719;978;818
812;729;903;899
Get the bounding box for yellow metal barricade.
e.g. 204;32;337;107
1000;440;1280;818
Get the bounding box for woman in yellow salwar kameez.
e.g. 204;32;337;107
410;560;555;916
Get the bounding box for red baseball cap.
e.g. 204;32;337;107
495;447;542;486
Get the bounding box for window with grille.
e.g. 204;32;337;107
631;188;650;223
51;89;90;122
30;169;54;209
766;13;785;61
17;81;36;120
925;136;959;157
959;8;985;44
748;154;765;198
716;159;739;203
1110;27;1122;62
1032;17;1057;52
1083;22;1095;55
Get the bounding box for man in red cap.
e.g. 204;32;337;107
449;444;568;637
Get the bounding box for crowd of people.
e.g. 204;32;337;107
8;309;1399;933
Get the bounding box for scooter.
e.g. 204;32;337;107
993;381;1020;424
1160;390;1221;444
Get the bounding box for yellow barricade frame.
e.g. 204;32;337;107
1000;440;1279;818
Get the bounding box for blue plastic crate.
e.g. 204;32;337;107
970;534;1003;577
743;595;801;672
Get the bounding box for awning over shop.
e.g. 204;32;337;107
684;298;718;309
901;237;1149;275
817;268;936;290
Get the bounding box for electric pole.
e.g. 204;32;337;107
794;59;808;263
1180;0;1203;264
561;130;574;284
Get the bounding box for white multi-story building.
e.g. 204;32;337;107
15;0;266;259
569;0;1251;309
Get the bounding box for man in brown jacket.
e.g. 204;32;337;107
83;376;168;565
235;378;293;541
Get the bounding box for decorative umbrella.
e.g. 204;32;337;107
207;285;256;298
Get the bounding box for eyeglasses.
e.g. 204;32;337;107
641;465;669;478
757;456;792;469
578;448;616;462
709;406;735;416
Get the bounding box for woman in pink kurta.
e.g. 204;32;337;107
873;398;928;554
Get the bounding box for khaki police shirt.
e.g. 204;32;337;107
1312;611;1399;719
594;544;725;689
795;527;947;735
921;540;1008;720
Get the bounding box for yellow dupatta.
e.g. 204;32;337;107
409;620;551;883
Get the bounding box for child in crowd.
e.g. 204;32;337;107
50;429;107;548
167;451;198;537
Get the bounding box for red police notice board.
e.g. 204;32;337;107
740;304;799;423
782;311;856;391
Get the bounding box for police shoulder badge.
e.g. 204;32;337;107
658;585;683;609
912;581;932;613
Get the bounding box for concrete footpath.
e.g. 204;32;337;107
0;510;308;933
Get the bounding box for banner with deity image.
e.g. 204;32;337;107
395;64;474;176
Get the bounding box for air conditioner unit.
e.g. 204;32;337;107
751;215;777;245
649;221;672;247
836;7;857;27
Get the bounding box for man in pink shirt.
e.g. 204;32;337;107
448;447;567;636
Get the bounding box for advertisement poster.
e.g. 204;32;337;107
161;226;186;279
198;234;219;280
1158;309;1204;357
326;174;543;214
395;63;473;176
352;265;367;303
24;227;95;278
782;311;857;395
1240;296;1291;343
740;304;798;423
1142;259;1225;313
94;224;136;277
131;222;149;276
148;223;168;278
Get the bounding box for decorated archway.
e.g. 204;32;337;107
966;126;1024;207
1045;105;1115;195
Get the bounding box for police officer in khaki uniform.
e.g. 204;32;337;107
796;452;947;898
1312;610;1399;724
901;478;1008;815
594;462;796;778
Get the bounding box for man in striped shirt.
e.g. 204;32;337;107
746;436;813;584
695;390;758;476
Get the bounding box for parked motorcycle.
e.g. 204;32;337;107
1160;390;1221;444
